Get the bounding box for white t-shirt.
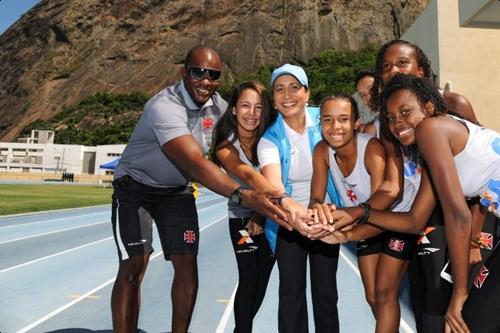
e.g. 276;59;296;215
257;111;314;206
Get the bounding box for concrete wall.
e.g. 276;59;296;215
459;0;500;28
0;172;113;184
402;0;500;132
0;141;124;176
94;144;126;176
401;0;440;80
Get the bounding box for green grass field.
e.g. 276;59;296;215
0;184;113;216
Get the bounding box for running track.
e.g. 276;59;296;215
0;188;416;332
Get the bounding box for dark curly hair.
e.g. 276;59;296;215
380;74;451;164
369;40;435;114
212;81;276;167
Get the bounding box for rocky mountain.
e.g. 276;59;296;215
0;0;430;141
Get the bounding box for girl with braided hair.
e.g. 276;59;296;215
331;74;500;333
369;39;478;124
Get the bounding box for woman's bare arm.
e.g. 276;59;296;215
216;141;277;192
415;117;471;333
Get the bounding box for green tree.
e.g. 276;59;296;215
19;48;376;145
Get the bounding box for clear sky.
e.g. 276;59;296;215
0;0;40;35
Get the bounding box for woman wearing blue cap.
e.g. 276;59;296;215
257;64;343;333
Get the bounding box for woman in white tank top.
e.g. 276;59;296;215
361;39;485;333
331;74;500;333
309;94;386;317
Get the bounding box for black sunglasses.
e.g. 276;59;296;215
188;67;221;81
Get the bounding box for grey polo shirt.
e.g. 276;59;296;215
114;81;228;187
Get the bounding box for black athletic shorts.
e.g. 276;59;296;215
462;215;500;333
381;231;417;260
111;175;198;261
357;232;416;260
415;208;452;315
357;234;383;257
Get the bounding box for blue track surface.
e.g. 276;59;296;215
0;189;416;332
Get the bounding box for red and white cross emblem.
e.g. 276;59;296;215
480;232;493;250
389;239;405;252
474;265;490;289
346;189;357;203
184;230;196;244
203;117;213;129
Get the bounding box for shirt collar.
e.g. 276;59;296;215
179;80;214;111
283;107;313;137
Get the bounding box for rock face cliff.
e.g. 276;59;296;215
0;0;430;141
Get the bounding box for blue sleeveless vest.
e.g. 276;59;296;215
262;106;343;252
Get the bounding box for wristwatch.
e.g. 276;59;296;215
230;186;245;205
357;202;371;225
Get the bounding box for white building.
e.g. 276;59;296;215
94;144;126;176
0;130;125;175
16;129;55;144
402;0;500;131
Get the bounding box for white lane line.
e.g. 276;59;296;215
0;237;113;274
0;204;110;220
0;221;108;245
16;277;117;333
399;316;416;333
15;214;228;333
215;283;238;333
0;195;222;230
1;202;227;246
0;211;108;229
339;247;415;333
339;248;361;278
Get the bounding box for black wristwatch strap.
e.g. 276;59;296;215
357;202;371;225
230;186;245;205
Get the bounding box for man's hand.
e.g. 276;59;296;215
242;189;291;230
445;292;470;333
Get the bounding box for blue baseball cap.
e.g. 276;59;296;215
270;64;308;88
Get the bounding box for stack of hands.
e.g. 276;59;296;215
285;200;357;244
246;189;362;244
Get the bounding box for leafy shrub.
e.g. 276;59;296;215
20;48;376;144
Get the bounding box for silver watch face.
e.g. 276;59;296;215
230;189;242;204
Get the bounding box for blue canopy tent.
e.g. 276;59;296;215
99;157;121;170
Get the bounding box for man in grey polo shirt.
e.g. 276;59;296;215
110;46;288;333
